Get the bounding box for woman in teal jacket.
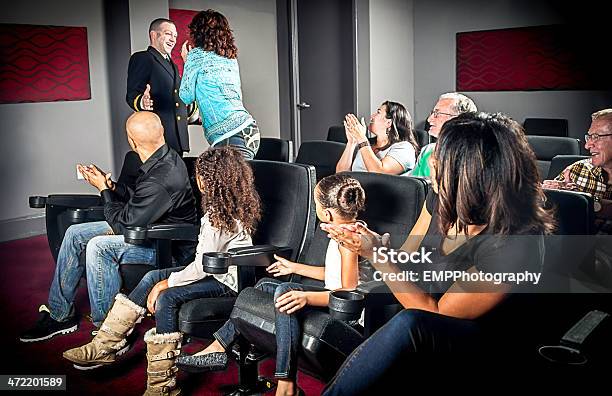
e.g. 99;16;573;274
180;9;260;159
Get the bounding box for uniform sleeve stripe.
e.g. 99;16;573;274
133;94;142;111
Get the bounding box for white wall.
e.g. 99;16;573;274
129;0;170;53
355;0;370;118
413;0;612;137
368;0;414;116
0;0;114;238
169;0;281;155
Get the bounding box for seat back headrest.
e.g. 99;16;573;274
527;136;581;161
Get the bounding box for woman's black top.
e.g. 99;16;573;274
408;190;545;299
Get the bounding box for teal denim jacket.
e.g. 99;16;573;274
179;48;253;146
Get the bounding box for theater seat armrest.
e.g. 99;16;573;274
65;206;106;222
124;223;199;245
229;245;293;267
357;280;400;306
357;280;390;294
201;245;294;284
29;194;101;209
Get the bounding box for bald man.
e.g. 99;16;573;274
20;112;197;343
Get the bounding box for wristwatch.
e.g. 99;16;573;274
593;196;602;213
356;141;370;150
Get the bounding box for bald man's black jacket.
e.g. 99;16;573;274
101;145;197;259
127;46;189;153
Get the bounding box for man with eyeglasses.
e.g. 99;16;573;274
543;109;612;232
543;109;612;287
409;92;477;177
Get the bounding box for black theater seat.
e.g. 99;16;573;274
527;136;581;180
254;137;293;162
479;189;597;361
523;117;569;137
30;152;201;293
226;173;428;390
326;125;346;143
295;140;346;182
28;151;142;262
177;160;317;339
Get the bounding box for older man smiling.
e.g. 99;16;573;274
543;109;612;233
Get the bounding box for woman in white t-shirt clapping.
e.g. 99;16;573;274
336;101;419;175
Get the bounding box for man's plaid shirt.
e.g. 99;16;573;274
555;159;612;233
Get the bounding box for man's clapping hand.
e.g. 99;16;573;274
77;164;112;192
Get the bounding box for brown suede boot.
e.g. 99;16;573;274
143;328;182;396
63;294;146;370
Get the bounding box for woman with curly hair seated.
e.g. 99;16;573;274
179;9;260;159
62;146;261;395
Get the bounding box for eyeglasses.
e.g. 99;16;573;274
430;109;457;118
585;132;612;142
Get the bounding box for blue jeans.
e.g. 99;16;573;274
322;309;483;396
128;269;235;333
214;278;327;380
214;122;260;159
47;221;156;325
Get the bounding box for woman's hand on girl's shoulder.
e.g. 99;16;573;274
266;254;297;276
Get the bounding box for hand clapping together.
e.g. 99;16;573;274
77;164;112;192
343;113;368;145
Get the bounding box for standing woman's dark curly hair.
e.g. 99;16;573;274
188;9;238;59
432;112;555;236
195;146;260;235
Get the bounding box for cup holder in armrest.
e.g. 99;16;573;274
538;309;608;365
124;226;148;245
328;290;365;321
538;345;587;365
201;246;292;274
29;196;47;208
202;252;232;274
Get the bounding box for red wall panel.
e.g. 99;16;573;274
0;24;91;104
169;8;199;77
456;25;599;91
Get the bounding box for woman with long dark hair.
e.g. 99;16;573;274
336;101;419;175
180;9;260;159
323;112;555;394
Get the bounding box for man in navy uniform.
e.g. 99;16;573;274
126;18;190;155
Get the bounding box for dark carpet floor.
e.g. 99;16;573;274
0;236;325;395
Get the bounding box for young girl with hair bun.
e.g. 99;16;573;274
176;173;367;396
